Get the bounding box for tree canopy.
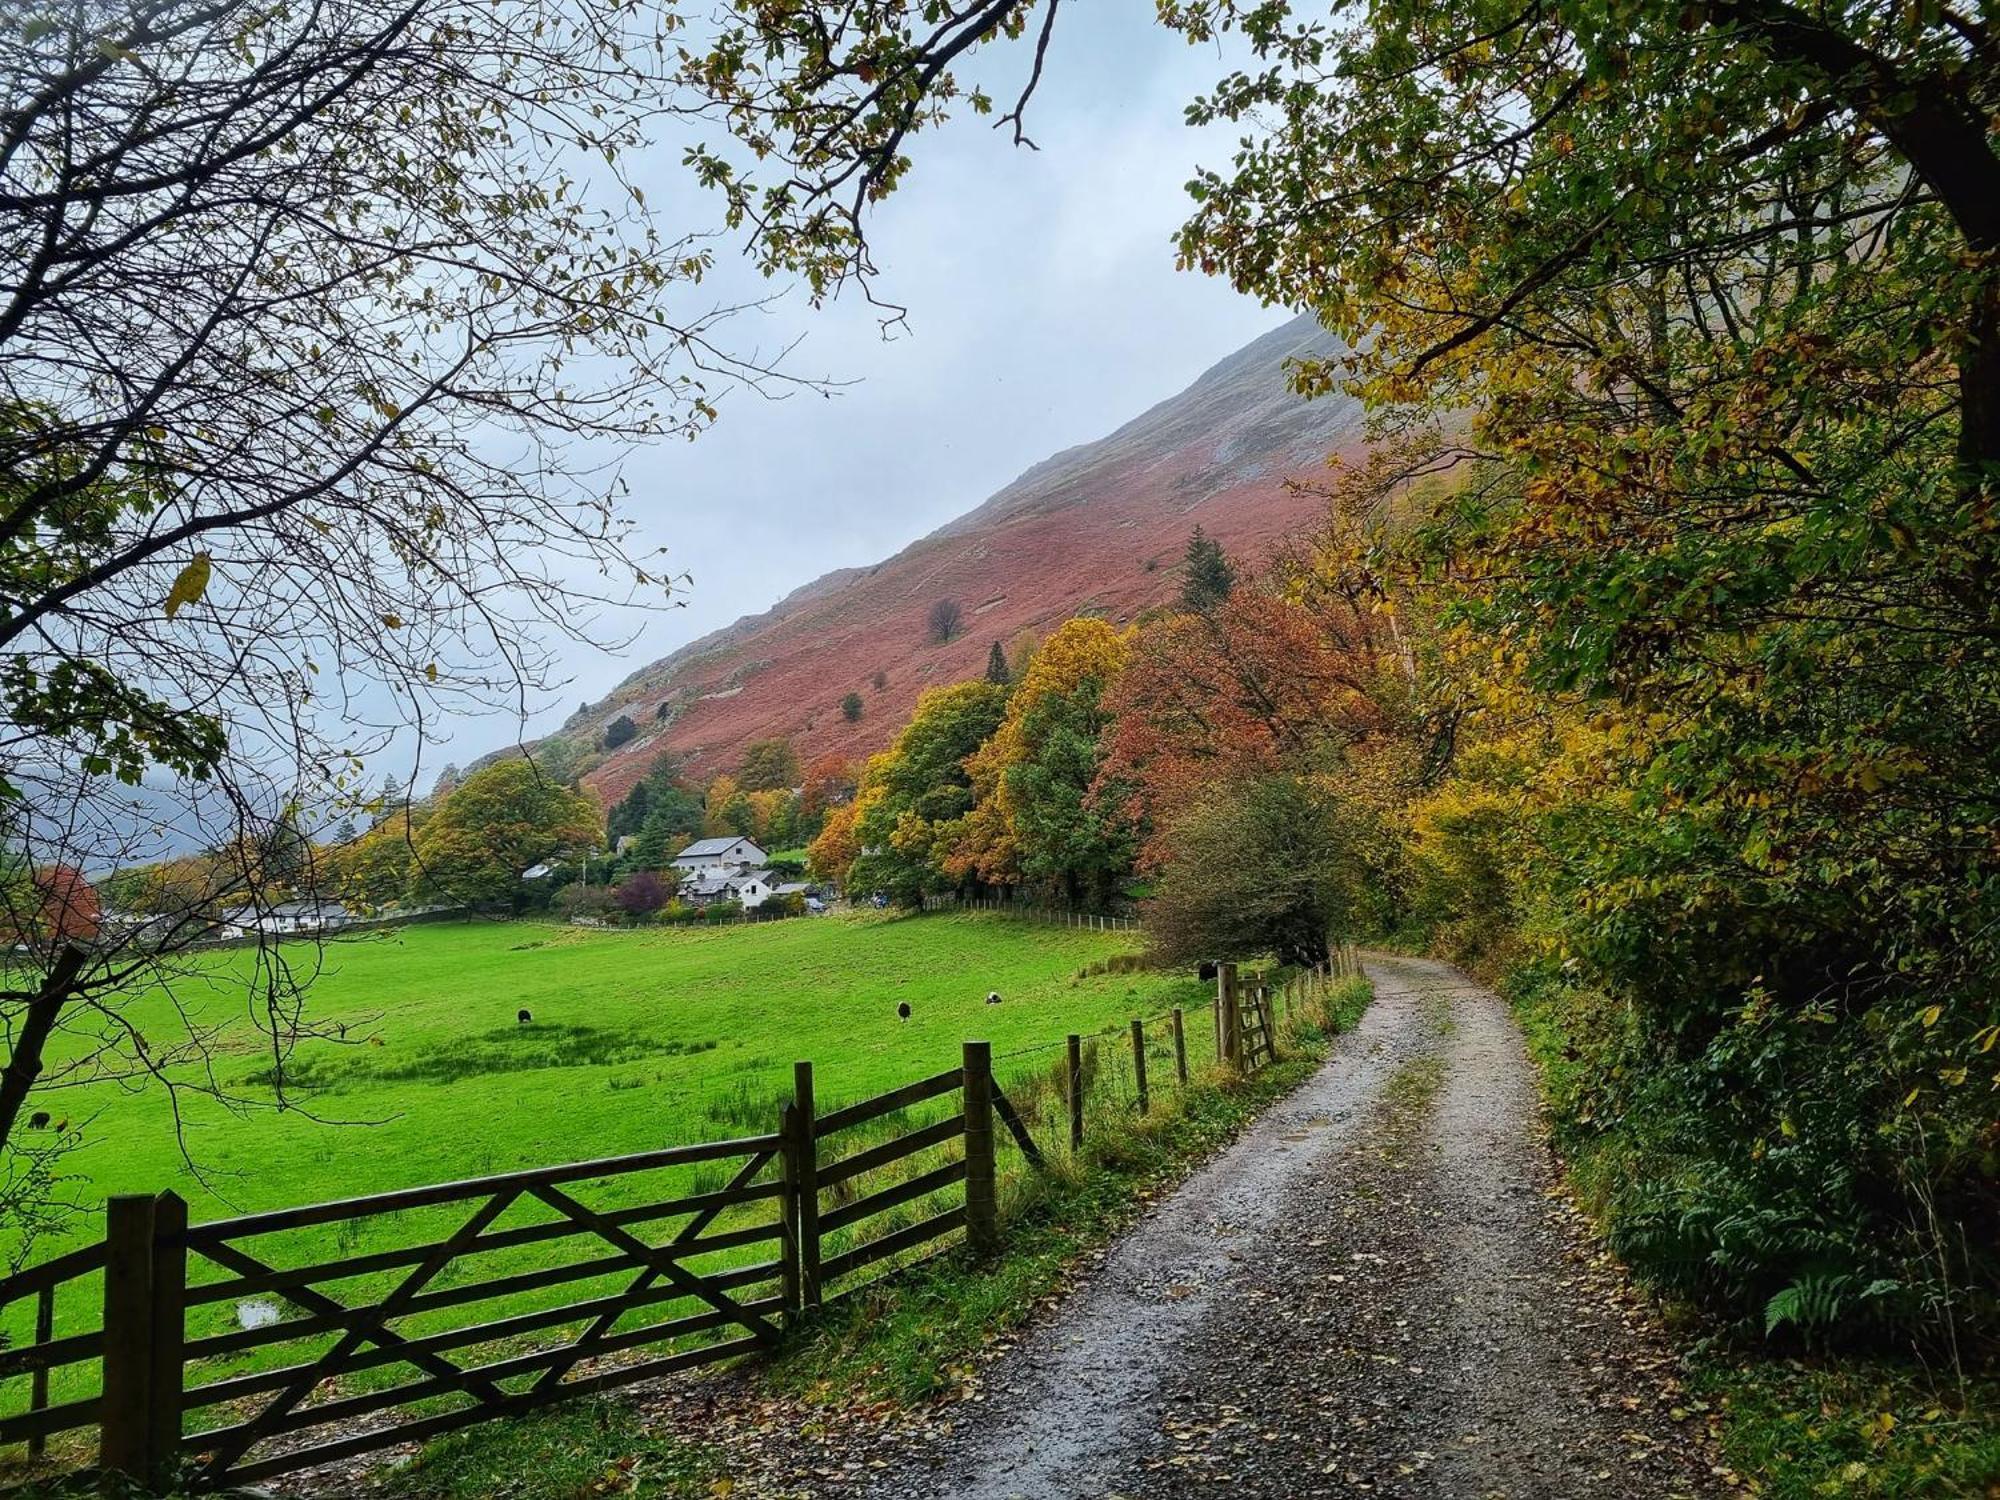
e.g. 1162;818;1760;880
410;761;602;908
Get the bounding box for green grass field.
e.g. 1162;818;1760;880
3;910;1206;1445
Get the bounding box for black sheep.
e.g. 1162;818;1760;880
28;1111;50;1130
517;1008;533;1025
896;1001;912;1022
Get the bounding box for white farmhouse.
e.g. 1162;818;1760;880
672;836;767;882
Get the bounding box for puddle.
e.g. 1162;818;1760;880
236;1298;282;1330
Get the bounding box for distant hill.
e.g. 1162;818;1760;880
558;312;1365;805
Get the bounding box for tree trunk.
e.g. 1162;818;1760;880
0;944;88;1152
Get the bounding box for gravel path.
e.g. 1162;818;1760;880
870;955;1720;1500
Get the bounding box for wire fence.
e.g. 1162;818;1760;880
919;895;1140;933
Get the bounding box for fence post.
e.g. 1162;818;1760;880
1171;1007;1188;1086
1217;963;1241;1072
27;1284;53;1459
962;1041;998;1252
1261;985;1280;1063
778;1101;803;1320
100;1194;157;1483
147;1192;186;1474
1066;1033;1084;1153
1130;1019;1149;1115
793;1061;821;1309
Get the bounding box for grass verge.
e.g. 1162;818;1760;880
1689;1359;2000;1497
1502;963;2000;1497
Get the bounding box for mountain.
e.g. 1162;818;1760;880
563;312;1365;806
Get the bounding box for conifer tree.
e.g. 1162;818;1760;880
984;641;1011;685
1179;527;1235;612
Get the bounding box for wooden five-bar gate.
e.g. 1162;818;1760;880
0;1041;1036;1492
1;951;1360;1492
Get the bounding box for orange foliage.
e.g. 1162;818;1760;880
1098;590;1388;865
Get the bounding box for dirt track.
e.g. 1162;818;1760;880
866;955;1719;1500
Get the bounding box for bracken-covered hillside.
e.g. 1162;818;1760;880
563;312;1364;803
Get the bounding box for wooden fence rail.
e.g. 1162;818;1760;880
1;949;1365;1492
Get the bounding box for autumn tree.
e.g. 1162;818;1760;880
409;760;602;909
807;801;862;885
738;738;803;792
847;681;1007;903
799;754;858;821
328;810;430;911
1101;588;1389;865
948;617;1134;901
701;774;756;838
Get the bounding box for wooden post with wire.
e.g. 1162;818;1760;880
962;1042;998;1252
1066;1033;1084;1153
1217;963;1241;1072
793;1060;821;1309
1130;1019;1149;1116
1171;1006;1188;1086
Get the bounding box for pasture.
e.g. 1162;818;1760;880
2;910;1203;1433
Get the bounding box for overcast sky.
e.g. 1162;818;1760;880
445;11;1283;768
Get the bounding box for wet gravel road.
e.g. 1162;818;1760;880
870;955;1719;1500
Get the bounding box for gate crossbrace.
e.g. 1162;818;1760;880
531;1150;775;1393
192;1240;508;1406
199;1188;522;1480
526;1183;781;1347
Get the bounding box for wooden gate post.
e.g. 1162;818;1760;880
1066;1033;1084;1153
1217;963;1241;1072
148;1191;186;1476
1171;1007;1188;1086
793;1061;821;1309
778;1101;803;1320
101;1192;185;1485
962;1042;998;1252
26;1284;53;1459
1130;1019;1149;1116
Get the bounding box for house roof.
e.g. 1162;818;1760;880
675;836;765;860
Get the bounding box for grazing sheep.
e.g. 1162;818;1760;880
28;1111;50;1130
1197;960;1218;981
896;1001;912;1022
985;991;1002;1005
517;1008;533;1025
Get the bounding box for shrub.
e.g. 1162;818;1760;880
701;900;743;922
840;691;864;723
612;869;668;917
600;714;638;750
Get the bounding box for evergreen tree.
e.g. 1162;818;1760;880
1179;527;1235;612
984;641;1011;685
